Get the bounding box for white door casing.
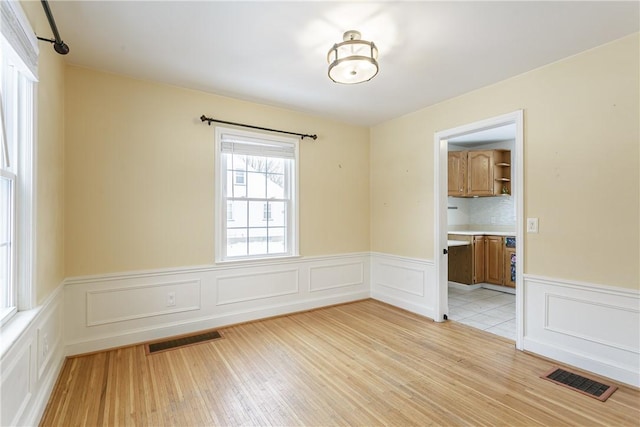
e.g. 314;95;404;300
433;110;524;349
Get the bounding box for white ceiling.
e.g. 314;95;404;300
45;1;639;127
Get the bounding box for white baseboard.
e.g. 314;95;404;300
523;274;639;387
370;253;436;319
63;253;371;355
481;283;515;294
0;284;65;426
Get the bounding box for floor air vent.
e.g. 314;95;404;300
541;367;617;401
146;330;222;355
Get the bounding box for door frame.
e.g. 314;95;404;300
433;110;524;350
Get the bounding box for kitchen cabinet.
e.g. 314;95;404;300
448;149;511;197
447;234;487;285
448;151;467;196
494;150;512;196
448;233;516;288
448;235;472;284
485;235;504;285
467;150;494;196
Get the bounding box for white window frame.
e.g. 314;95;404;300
0;0;38;326
214;126;299;263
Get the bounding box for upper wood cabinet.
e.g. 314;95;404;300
467;150;494;196
448;149;511;197
447;151;467;196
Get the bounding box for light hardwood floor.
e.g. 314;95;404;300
41;300;639;426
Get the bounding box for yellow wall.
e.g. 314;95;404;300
64;67;370;276
371;34;640;289
21;1;66;304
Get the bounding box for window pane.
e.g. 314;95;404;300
226;228;247;257
266;174;284;199
0;176;12;310
227;200;247;227
269;201;286;227
227;171;247;198
246;155;266;172
231;154;247;172
0;176;10;243
246;171;267;199
266;158;284;175
268;227;286;254
248;201;266;227
233;183;247;198
248;228;268;255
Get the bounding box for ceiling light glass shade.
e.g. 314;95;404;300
327;30;379;84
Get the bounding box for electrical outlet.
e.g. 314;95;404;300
527;218;539;233
167;291;176;307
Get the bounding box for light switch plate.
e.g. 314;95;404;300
527;218;539;233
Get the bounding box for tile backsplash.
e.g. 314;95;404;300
448;195;515;227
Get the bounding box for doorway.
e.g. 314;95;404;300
434;111;524;350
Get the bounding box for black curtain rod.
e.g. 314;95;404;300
200;115;317;141
36;0;69;55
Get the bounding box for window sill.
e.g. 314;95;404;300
0;307;40;359
215;254;302;267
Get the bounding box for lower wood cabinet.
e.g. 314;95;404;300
448;234;516;288
473;236;485;284
485;235;504;285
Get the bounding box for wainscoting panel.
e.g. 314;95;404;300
63;253;370;356
217;269;298;305
523;275;640;387
370;253;436;319
0;285;65;426
87;280;202;326
309;262;364;293
0;340;32;426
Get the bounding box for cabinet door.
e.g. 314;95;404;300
467;150;494;196
485;236;503;285
473;236;485;283
448;151;467;196
504;247;516;288
448;234;473;285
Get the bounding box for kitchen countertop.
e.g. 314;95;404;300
448;240;471;247
448;231;516;237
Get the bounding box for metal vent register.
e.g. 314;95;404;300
146;330;223;355
541;367;617;401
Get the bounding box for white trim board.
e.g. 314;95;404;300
433;110;525;350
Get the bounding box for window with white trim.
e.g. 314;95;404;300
215;127;298;262
1;1;37;325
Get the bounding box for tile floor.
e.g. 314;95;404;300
447;285;515;340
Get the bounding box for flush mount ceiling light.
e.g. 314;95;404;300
327;30;379;84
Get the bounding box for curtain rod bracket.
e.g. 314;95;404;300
200;115;317;141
